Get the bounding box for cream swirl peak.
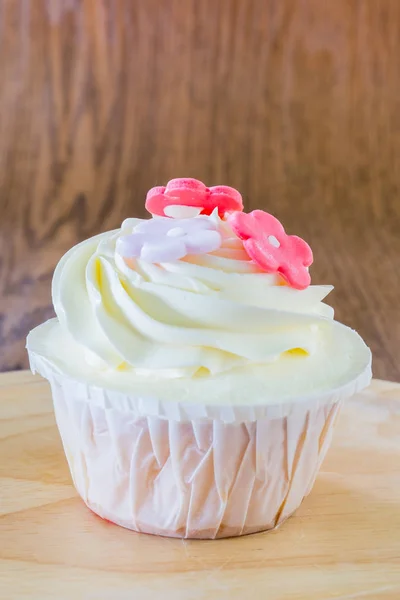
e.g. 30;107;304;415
52;179;337;378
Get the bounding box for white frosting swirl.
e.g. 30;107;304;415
52;214;338;379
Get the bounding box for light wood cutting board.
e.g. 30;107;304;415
0;372;399;600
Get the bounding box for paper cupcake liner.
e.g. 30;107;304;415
28;350;369;539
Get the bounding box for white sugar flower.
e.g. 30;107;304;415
116;217;222;263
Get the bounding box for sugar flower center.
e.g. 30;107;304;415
167;227;186;238
268;235;280;248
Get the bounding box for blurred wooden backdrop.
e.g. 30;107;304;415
0;0;399;379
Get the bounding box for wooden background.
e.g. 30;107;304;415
0;0;399;379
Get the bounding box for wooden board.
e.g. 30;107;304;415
0;372;399;599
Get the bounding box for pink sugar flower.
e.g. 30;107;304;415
228;210;313;289
145;178;243;218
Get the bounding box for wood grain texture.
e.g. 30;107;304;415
0;373;399;599
0;1;399;377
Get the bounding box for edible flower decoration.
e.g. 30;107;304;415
228;210;313;289
116;216;222;263
145;177;243;218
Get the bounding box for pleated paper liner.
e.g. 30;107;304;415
27;345;371;539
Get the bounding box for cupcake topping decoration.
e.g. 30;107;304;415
228;210;313;290
117;216;222;263
145;177;243;218
121;180;313;288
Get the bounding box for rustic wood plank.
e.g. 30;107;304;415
0;372;400;599
0;1;399;378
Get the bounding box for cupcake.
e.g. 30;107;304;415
27;178;371;539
